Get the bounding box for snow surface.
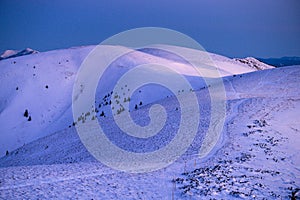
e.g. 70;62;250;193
0;45;298;199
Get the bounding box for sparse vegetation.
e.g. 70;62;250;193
290;188;299;200
24;109;29;118
100;111;105;117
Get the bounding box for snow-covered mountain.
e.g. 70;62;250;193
0;45;298;199
233;57;274;70
0;45;274;157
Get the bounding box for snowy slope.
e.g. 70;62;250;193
0;46;95;156
0;45;271;156
0;65;299;199
175;66;300;199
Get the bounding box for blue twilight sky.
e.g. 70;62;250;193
0;0;299;58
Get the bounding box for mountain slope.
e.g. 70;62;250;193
0;45;273;156
0;46;94;156
0;65;299;199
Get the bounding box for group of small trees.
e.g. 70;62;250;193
23;109;32;121
134;101;143;110
100;111;105;117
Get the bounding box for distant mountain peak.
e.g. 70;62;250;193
233;57;274;70
0;48;39;60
